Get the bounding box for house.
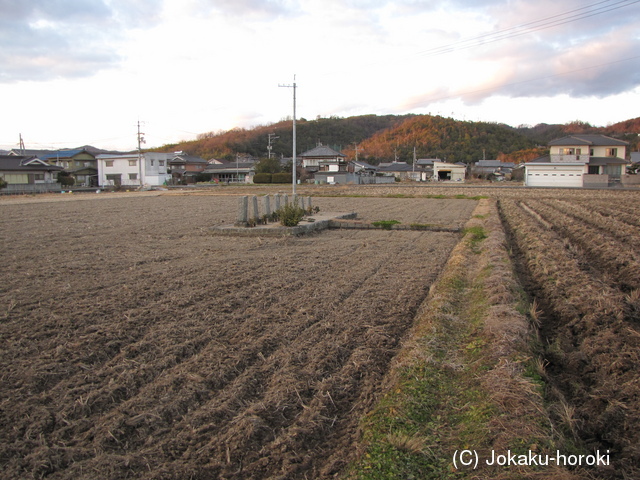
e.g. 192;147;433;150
377;161;422;181
433;161;466;182
169;152;209;184
524;134;630;188
299;144;346;173
471;160;516;180
96;152;172;188
348;160;377;175
0;155;63;193
202;162;255;183
39;148;98;187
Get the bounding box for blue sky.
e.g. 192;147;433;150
1;0;639;152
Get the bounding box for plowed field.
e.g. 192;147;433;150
0;194;476;479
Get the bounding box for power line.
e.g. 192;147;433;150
418;0;640;58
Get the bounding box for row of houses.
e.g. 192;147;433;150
1;134;637;191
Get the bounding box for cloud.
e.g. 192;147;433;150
191;0;299;19
0;0;163;83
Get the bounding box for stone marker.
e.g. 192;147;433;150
251;195;259;224
263;195;271;219
236;196;248;226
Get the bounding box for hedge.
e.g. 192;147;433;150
253;173;272;184
272;173;292;184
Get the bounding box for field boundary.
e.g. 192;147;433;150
347;199;584;479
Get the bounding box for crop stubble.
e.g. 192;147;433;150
0;195;476;479
498;196;640;479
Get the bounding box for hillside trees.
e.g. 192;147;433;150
358;115;537;164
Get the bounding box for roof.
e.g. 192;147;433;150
588;157;630;166
39;148;94;160
350;160;377;169
549;134;629;147
299;145;346;158
0;155;64;172
171;154;208;165
377;162;415;172
203;162;255;173
416;158;441;166
475;160;515;167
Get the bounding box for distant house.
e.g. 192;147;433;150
348;160;377;175
377;161;421;181
8;148;99;186
0;155;63;193
524;134;631;188
300;144;346;173
202;162;255;184
471;160;516;180
97;152;172;188
169;152;209;184
39;148;98;187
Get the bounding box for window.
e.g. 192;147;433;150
129;160;137;166
106;160;114;167
588;166;600;174
129;173;138;180
605;148;618;157
150;160;154;166
34;174;45;181
159;160;165;166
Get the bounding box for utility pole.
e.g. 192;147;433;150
413;146;416;175
137;121;145;189
279;76;297;195
353;142;359;162
19;134;25;156
267;133;279;160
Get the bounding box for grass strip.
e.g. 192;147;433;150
346;199;583;480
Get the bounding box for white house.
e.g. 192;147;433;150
97;152;172;188
525;135;629;188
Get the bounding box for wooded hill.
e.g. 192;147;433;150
155;115;640;164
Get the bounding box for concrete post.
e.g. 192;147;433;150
299;196;306;211
236;196;248;226
307;196;312;213
292;194;299;207
283;194;289;207
263;195;271;221
251;195;259;225
274;194;281;211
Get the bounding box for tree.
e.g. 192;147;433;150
254;157;283;174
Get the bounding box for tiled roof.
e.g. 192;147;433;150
0;155;63;171
549;135;629;147
299;145;345;157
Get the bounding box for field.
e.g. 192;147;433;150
0;194;475;479
497;195;640;478
2;185;640;479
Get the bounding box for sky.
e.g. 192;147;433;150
1;0;639;152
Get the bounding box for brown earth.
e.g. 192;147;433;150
0;194;477;479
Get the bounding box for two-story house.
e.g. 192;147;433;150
40;148;98;187
169;152;209;184
299;144;346;173
525;134;630;188
97;152;172;188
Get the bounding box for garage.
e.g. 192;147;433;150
525;163;584;188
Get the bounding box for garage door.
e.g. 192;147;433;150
526;171;583;187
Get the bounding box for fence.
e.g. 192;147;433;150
2;183;62;194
